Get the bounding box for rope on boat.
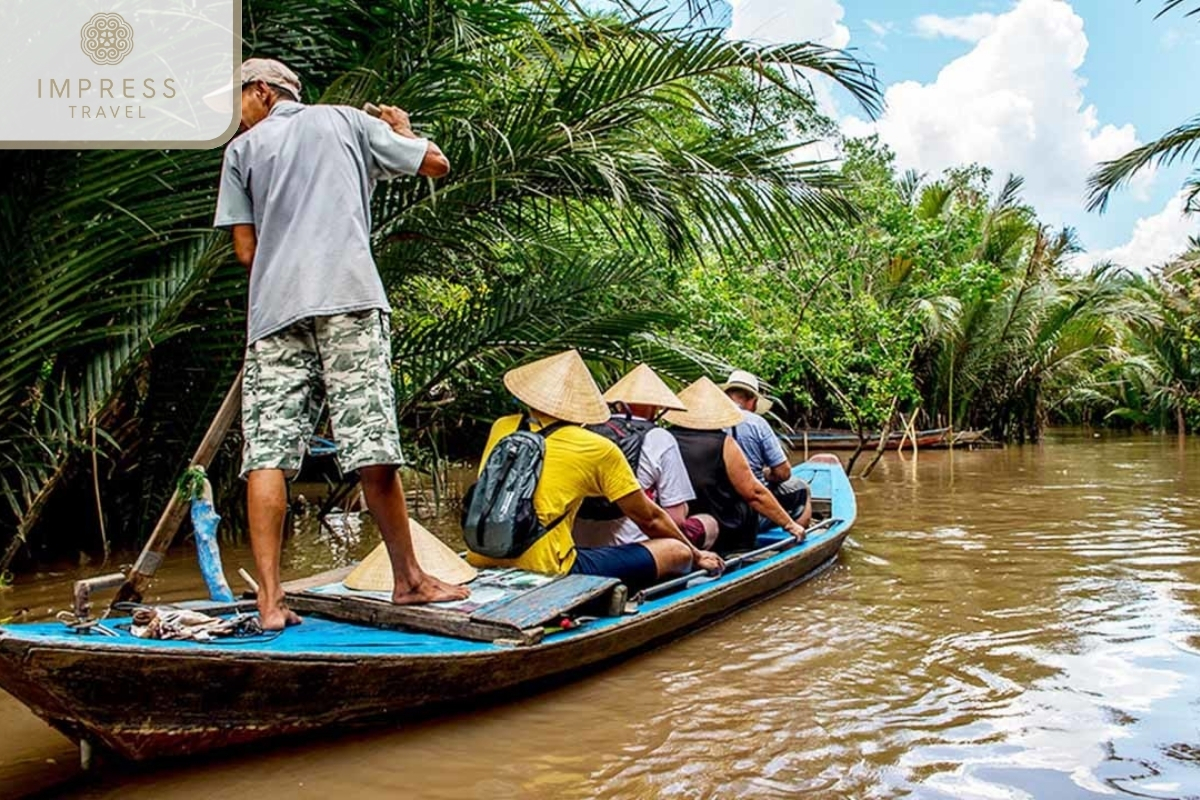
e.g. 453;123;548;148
55;610;119;637
120;605;265;642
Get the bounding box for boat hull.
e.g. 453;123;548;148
783;428;949;451
0;461;856;761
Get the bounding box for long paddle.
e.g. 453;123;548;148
111;369;244;606
638;516;843;602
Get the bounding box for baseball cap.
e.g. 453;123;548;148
202;58;302;114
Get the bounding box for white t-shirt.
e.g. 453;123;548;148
572;424;696;547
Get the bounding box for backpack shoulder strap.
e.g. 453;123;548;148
536;420;574;439
534;421;574;528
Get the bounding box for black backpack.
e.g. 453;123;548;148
461;416;571;559
577;416;656;522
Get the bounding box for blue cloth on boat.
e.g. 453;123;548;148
570;544;657;590
729;410;787;483
191;487;234;602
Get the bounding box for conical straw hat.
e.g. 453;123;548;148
344;519;477;591
662;377;744;430
503;350;610;425
603;363;686;411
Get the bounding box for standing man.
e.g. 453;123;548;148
721;370;812;530
213;58;467;629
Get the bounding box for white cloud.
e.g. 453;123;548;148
1075;192;1199;272
914;12;998;42
726;0;852;123
864;18;892;38
843;0;1155;225
727;0;849;49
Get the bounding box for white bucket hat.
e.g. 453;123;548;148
720;369;773;416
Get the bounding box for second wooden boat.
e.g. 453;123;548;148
782;427;950;451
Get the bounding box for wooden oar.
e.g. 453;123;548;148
111;369;244;606
638;517;842;602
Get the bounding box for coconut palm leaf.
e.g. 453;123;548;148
1087;115;1200;212
1150;0;1200;19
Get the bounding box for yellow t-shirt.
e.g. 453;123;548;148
465;414;642;574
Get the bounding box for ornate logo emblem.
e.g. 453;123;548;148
80;12;134;66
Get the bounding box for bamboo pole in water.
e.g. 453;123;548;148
112;369;243;606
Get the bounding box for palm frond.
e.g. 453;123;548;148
1087;115;1200;212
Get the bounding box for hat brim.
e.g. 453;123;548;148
720;380;773;416
203;81;237;114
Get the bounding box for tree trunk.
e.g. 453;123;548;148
845;424;867;475
862;396;902;479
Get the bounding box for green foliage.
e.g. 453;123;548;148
1092;254;1200;432
679;136;1152;448
0;0;879;564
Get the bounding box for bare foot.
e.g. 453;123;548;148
392;574;470;605
258;601;302;631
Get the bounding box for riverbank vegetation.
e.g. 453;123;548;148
0;0;1196;565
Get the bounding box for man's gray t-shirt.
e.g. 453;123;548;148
213;101;430;343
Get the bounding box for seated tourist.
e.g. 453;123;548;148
721;369;812;530
465;350;724;590
574;363;719;550
665;377;806;553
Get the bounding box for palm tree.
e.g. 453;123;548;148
1100;245;1200;432
0;0;881;566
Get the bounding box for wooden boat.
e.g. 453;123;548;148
924;429;1000;449
782;427;950;451
0;459;856;763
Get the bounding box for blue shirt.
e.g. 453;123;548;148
214;102;430;343
730;409;787;482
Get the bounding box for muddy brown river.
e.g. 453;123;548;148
3;432;1200;799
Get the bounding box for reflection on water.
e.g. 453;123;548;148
3;431;1200;799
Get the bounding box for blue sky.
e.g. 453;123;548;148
714;0;1200;270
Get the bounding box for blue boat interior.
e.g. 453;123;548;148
2;462;854;657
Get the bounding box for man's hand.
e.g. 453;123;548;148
784;521;806;541
694;550;725;575
378;105;416;138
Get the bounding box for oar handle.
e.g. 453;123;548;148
363;102;423;136
638;517;843;602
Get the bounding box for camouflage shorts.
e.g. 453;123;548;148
241;310;404;477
